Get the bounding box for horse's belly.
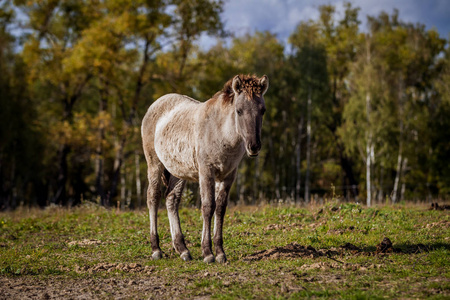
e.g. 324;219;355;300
154;113;199;181
157;144;198;181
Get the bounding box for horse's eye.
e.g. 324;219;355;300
237;109;243;116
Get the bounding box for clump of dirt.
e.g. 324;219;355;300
300;262;382;271
340;242;361;253
372;238;431;255
330;206;340;212
307;221;326;229
75;263;155;274
425;220;450;229
376;237;394;254
327;226;355;235
264;224;287;231
68;239;112;247
242;243;338;261
429;202;450;210
264;223;303;232
243;237;430;261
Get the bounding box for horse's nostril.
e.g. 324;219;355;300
250;144;260;153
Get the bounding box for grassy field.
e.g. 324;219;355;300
0;201;449;299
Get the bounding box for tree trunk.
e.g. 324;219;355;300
281;111;287;199
304;86;312;203
120;168;126;208
366;135;371;207
126;171;132;208
392;146;402;204
135;150;142;208
370;143;375;201
52;144;69;206
393;74;405;204
377;166;384;204
253;157;259;204
95;88;108;206
235;169;241;204
295;118;303;203
108;135;126;205
269;136;280;200
240;167;246;205
94;138;105;205
365;91;372;207
400;157;408;202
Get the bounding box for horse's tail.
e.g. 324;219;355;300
161;168;171;188
162;168;181;197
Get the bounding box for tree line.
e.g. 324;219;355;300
1;1;449;210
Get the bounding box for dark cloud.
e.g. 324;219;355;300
204;0;450;48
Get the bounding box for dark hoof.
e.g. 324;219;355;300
216;253;227;263
152;251;162;260
181;252;192;262
203;255;215;263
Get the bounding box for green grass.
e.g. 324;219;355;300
0;201;449;299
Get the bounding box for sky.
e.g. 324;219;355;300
199;0;450;49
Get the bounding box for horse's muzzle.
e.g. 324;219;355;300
246;143;261;157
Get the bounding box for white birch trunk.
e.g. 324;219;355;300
392;148;402;204
366;137;371;207
366;91;372;207
393;74;405;204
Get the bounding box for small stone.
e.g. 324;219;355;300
41;292;50;300
128;280;136;285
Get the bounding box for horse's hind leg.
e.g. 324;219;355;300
146;164;163;260
166;175;191;261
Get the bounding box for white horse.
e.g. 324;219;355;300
141;75;269;263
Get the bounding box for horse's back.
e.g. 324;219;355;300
142;93;199;138
143;93;198;127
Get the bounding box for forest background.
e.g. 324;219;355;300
1;0;449;210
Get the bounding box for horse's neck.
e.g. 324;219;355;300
206;96;242;148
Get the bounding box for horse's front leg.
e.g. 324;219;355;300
214;170;236;263
199;167;216;263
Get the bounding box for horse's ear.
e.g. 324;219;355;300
260;75;269;95
232;75;242;94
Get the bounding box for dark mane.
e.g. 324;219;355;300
214;74;263;105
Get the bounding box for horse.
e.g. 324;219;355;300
141;74;269;263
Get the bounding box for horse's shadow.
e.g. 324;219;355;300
360;242;450;254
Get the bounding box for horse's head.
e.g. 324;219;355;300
232;75;269;157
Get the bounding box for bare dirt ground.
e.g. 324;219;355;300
1;239;444;300
0;275;170;300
